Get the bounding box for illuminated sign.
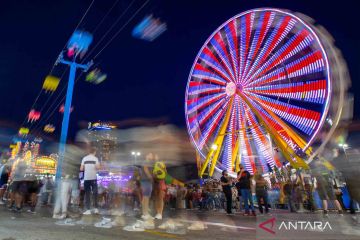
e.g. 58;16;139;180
34;156;56;169
88;122;116;131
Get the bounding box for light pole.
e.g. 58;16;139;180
55;53;92;183
131;151;141;165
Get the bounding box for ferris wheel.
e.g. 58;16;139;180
185;8;343;177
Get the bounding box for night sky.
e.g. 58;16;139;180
0;0;358;142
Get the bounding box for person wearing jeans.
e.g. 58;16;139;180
84;179;98;210
80;147;100;215
237;164;256;216
240;189;255;214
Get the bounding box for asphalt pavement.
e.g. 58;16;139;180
0;206;359;240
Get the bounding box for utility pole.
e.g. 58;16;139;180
55;53;92;183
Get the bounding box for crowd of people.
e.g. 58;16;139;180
0;147;358;225
163;160;359;219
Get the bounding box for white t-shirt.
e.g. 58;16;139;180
81;154;99;180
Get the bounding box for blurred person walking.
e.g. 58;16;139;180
139;153;154;220
220;170;233;215
312;159;343;217
80;147;100;215
26;173;40;214
9;161;27;212
331;149;360;216
152;154;167;219
41;174;54;205
53;175;73;219
0;165;10;204
255;174;270;215
237;164;256;216
301;170;316;212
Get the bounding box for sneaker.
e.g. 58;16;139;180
93;208;99;214
243;212;250;216
94;218;112;228
53;214;62;219
27;209;36;214
83;210;92;215
141;214;152;220
55;218;76;226
143;220;155;229
338;210;344;216
60;213;67;219
154;213;162;220
0;200;5;205
123;220;146;232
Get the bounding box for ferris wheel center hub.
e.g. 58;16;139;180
225;82;236;96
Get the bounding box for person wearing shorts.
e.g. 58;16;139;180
313;160;343;217
139;153;154;220
27;174;40;213
152;154;167;220
10;161;27;211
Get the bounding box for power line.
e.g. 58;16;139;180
92;0;150;60
82;0;137;62
91;0;121;34
17;0;96;133
32;62;101;137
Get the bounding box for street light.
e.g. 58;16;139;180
131;151;141;165
211;144;218;150
338;143;349;148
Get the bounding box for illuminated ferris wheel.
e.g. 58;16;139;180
185;8;342;177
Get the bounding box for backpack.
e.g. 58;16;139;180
153;161;167;180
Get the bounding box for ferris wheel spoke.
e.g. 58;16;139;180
245;91;321;136
187;93;226;115
243;15;296;82
244;92;309;150
210;33;237;81
238;12;255;82
240;93;308;164
238;101;256;173
188;97;227;133
248;79;327;105
207;98;234;176
199;48;234;83
242;11;275;81
193;63;229;85
248;50;325;88
244;28;314;85
247;108;278;170
197;99;231;149
187;82;225;97
224;22;240;82
221;100;238;172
